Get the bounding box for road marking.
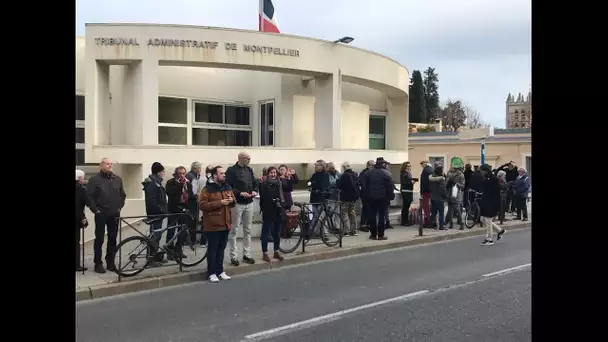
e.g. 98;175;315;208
482;263;531;278
242;290;429;340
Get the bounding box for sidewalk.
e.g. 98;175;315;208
76;210;531;301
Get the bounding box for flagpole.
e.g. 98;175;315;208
259;0;264;32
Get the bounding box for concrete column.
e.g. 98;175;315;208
314;71;342;149
386;96;409;151
85;60;111;153
124;58;159;145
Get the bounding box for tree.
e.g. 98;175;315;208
439;100;486;131
408;70;427;123
423;67;440;123
463;105;485;129
440;99;466;131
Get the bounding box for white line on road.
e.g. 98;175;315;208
482;263;531;278
242;290;429;341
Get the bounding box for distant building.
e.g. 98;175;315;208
505;91;532;129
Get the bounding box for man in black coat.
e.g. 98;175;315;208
76;169;89;272
142;162;168;263
478;164;506;246
357;160;375;232
361;157;395;240
337;162;359;236
165;166;196;260
87;158;127;274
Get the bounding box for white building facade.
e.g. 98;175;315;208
76;23;410;210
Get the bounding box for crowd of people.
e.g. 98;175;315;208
75;153;530;280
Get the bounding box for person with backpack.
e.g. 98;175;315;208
337;162;359;236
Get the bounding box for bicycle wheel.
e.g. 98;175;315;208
465;203;478;229
320;211;341;247
113;236;151;277
177;227;207;267
279;220;304;254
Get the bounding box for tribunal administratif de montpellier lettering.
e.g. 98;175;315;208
94;37;301;57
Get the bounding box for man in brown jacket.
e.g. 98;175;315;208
199;166;236;283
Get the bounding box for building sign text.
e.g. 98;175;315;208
94;37;300;57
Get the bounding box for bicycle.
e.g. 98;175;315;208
464;190;482;229
112;211;207;277
279;194;342;254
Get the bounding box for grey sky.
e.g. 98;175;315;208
76;0;530;128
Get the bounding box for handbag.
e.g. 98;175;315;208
451;186;458;200
282;210;300;238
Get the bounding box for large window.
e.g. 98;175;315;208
192;102;252;146
369;115;386;150
158;97;187;145
76;95;86;165
259;101;274;146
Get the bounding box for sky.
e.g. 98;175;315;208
76;0;531;128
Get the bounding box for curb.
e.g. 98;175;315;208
76;222;531;302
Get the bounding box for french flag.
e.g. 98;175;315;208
259;0;280;33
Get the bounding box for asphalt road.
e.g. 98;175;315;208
76;228;531;342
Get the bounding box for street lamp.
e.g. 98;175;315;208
332;36;354;44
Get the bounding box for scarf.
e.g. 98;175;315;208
178;177;189;204
266;177;285;204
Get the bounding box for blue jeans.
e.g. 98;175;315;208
261;215;282;253
430;200;445;229
206;230;229;276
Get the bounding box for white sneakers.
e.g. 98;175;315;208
209;272;231;283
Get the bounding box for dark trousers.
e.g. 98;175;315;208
401;200;412;225
148;219;164;256
515;196;528;219
430;200;445;229
507;190;516;212
261;215;282;253
445;201;463;225
75;221;82;269
368;200;388;238
360;199;370;226
206;230;229;276
421;193;431;225
93;214;119;265
167;213;196;245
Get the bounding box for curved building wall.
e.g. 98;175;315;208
76;25;410;233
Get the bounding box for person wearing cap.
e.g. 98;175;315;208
75;169;89;272
360;157;395;240
87;158;126;274
478;164;506;246
142;162;169;263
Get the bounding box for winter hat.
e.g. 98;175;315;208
151;162;165;174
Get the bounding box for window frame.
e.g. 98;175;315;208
369;112;387;150
191;100;253;147
426;154;448;168
259;99;275;146
158;96;189;145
